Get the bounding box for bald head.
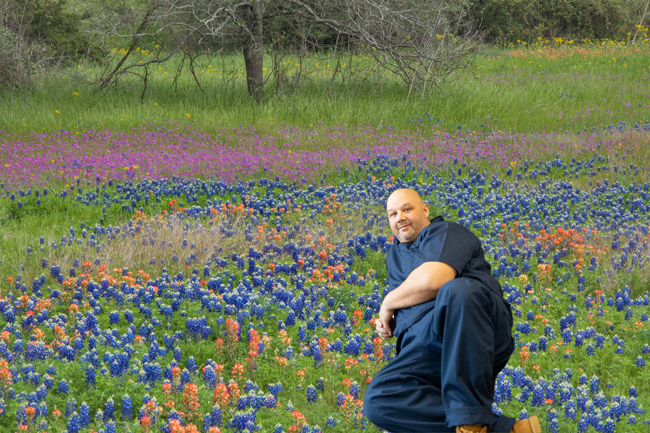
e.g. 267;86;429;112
386;189;430;243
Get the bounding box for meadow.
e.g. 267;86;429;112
0;36;650;433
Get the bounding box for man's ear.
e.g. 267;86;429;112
423;204;429;216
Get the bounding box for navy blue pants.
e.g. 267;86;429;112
364;278;516;432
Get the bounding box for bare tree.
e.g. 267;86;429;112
289;0;475;95
92;0;476;101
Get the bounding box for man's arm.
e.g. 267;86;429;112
376;261;456;339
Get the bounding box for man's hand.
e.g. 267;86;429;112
376;303;396;340
376;261;456;340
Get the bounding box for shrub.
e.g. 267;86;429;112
0;0;102;88
470;0;631;43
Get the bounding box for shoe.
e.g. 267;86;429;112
511;416;542;433
456;426;487;433
455;416;542;433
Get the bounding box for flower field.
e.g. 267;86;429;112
1;41;650;433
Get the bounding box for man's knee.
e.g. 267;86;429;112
363;383;388;429
437;278;489;310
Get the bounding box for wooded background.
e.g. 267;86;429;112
1;0;649;99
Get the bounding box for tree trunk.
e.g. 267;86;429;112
243;1;264;102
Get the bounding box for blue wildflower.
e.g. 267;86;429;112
66;412;80;433
78;402;90;428
306;385;317;403
104;397;114;421
121;394;132;420
58;379;69;395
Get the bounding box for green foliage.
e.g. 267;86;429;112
23;0;103;60
21;0;91;59
0;0;103;87
469;0;631;43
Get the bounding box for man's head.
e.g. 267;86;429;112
386;188;431;243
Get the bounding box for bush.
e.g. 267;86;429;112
0;0;103;88
21;0;92;59
20;0;104;60
470;0;631;43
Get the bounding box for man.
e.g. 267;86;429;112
363;189;541;433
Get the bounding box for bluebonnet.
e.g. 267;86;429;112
594;391;607;408
268;382;283;398
203;365;217;389
79;402;90;428
518;408;529;420
494;376;512;403
121;394;132;419
603;417;615;433
538;336;547;352
109;311;120;324
344;334;362;356
296;325;307;341
309;339;322;365
187;356;197;373
264;394;276;408
283;346;295;360
38;401;48;418
548;415;559;433
58;379;69;395
227;408;257;431
590;376;600;395
530;384;544;407
95;409;104;425
586;343;595;356
105;420;117;433
180;368;191;386
67;412;81;433
516;322;531;334
306;385;317;402
349;381;361;399
577;413;589;433
103;397;115;421
43;374;54;391
243;380;258;393
202;412;215;431
210;404;222;426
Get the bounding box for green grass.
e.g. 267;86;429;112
2;42;650;133
1;41;650;432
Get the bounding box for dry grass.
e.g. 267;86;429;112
27;201;387;284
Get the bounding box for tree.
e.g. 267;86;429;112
0;0;101;89
94;0;476;101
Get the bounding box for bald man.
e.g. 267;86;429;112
363;189;541;433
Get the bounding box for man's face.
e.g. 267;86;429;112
386;189;430;243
